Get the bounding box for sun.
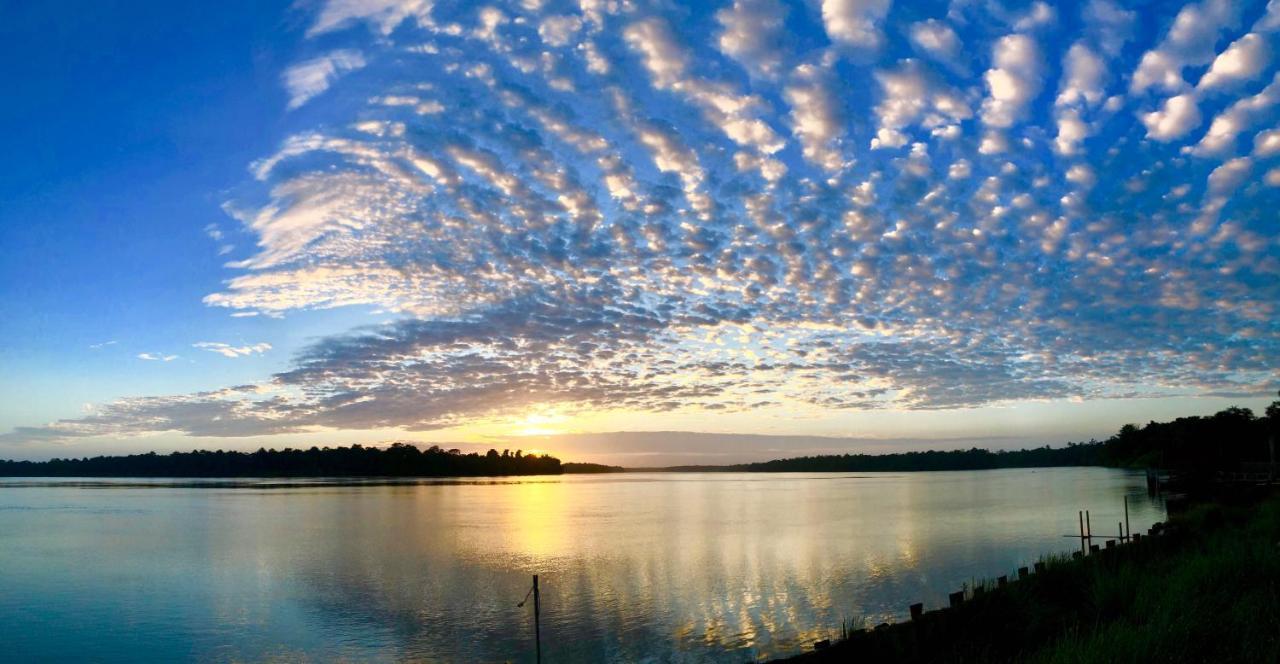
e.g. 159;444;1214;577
512;411;569;437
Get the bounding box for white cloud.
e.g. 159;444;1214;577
1057;43;1106;107
784;64;844;171
821;0;891;50
1190;73;1280;155
1207;156;1253;195
283;50;368;110
1130;0;1242;94
193;342;273;358
1082;0;1134;57
1197;33;1271;91
1013;1;1056;31
1065;163;1096;188
1253;127;1280;156
872;60;970;149
981;34;1043;129
138;353;179;362
1140;93;1201;141
308;0;434;36
1054;108;1088;155
908;19;960;62
539;15;583;48
716;0;789;78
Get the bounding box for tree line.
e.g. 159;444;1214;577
724;397;1280;473
0;443;561;478
2;396;1275;477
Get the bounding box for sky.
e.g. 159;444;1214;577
1;0;1277;466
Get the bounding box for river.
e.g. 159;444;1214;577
0;467;1163;662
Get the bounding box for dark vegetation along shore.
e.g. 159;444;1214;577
781;489;1280;663
0;443;561;477
659;403;1279;474
1;402;1275;478
775;396;1280;663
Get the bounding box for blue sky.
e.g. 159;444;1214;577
2;0;1277;465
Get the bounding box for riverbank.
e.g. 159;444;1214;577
778;487;1280;663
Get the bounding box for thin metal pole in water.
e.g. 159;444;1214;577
1086;510;1092;545
533;574;542;664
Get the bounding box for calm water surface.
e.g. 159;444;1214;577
0;468;1163;662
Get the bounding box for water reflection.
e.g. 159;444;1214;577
0;468;1163;662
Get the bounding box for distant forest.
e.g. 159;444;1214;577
1;398;1275;477
0;443;560;478
723;400;1279;474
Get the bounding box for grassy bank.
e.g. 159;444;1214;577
782;489;1280;663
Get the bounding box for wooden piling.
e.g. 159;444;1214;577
949;591;965;608
1018;566;1029;579
997;575;1008;588
1124;496;1130;541
910;602;924;620
1090;544;1100;553
1078;510;1086;555
533;575;541;664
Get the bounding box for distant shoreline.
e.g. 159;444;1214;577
4;404;1274;478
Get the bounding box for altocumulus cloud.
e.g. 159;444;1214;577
5;0;1279;445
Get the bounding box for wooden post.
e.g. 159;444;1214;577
1119;521;1124;546
949;591;965;608
1078;510;1086;555
533;575;541;664
1085;510;1092;544
1124;496;1130;542
997;575;1008;588
1034;562;1046;573
910;602;924;620
1018;566;1029;579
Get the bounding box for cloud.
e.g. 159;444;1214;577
6;0;1278;448
283;50;368;109
307;0;434;37
872;60;970;149
981;34;1043;129
1141;93;1201;141
821;0;891;50
138;353;179;362
1189;73;1280;155
1130;0;1242;94
908;19;961;63
1197;33;1271;91
716;0;789;78
193;342;273;358
784;63;844;170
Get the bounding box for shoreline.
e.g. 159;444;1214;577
772;485;1280;663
